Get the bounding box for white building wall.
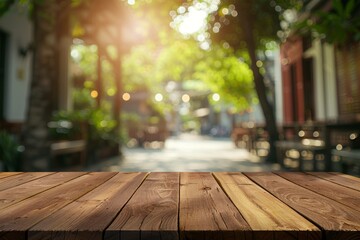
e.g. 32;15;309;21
303;39;338;122
323;43;338;120
312;39;327;121
273;48;283;124
0;4;33;122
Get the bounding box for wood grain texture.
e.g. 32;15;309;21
330;173;360;182
245;172;360;240
0;172;86;210
0;172;358;240
179;172;251;240
0;172;116;240
105;172;179;240
308;172;360;192
0;172;23;180
29;172;147;240
277;172;360;211
213;172;320;240
0;172;53;191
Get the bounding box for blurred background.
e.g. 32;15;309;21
0;0;359;175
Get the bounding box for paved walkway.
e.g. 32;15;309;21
88;133;282;172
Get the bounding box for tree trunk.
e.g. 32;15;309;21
113;46;123;152
96;46;103;107
23;0;69;170
113;46;123;132
239;3;279;163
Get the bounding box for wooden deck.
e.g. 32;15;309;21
0;172;359;240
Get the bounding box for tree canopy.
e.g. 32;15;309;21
193;46;254;111
293;0;360;44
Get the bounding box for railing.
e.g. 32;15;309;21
233;120;360;175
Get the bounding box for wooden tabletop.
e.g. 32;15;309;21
0;172;359;240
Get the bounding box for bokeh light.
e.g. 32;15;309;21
122;92;131;101
212;93;220;102
155;93;163;102
182;94;190;103
90;90;98;98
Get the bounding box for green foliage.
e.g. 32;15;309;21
0;0;15;16
194;46;254;111
71;45;98;81
88;108;118;142
52;108;118;143
120;112;142;143
295;0;360;44
122;40;202;116
73;88;96;109
128;0;182;44
0;131;20;171
0;0;33;17
156;40;204;82
122;36;256;113
50;110;89;140
122;43;158;92
52;109;89;123
173;0;301;51
70;44;119;110
182;79;209;92
122;112;141;126
181;114;200;132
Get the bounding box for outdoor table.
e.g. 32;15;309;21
0;172;359;240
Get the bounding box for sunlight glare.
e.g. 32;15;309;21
177;6;186;14
197;34;205;42
127;0;135;5
178;8;208;35
172;0;221;50
200;41;210;50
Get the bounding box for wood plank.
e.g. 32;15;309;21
0;172;23;180
0;172;86;210
105;172;179;240
29;172;147;240
329;172;360;182
0;172;116;240
179;172;251;240
213;172;321;240
0;172;54;192
245;172;360;240
277;172;360;211
307;172;360;192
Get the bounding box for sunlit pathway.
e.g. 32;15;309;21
88;133;282;172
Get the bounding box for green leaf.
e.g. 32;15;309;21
333;0;345;17
0;0;15;17
354;32;360;41
345;0;356;18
